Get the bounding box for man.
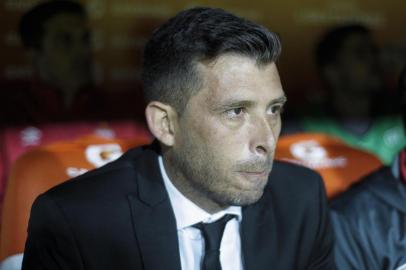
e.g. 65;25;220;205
22;7;335;270
0;0;94;125
330;68;406;269
284;24;405;164
0;0;145;126
20;0;93;106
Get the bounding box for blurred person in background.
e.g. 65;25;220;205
330;68;406;270
0;0;145;126
0;1;148;201
283;24;405;165
0;0;148;194
20;0;93;108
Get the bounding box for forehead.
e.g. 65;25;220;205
339;33;375;54
195;54;283;103
43;13;88;35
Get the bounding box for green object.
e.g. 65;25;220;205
302;116;406;165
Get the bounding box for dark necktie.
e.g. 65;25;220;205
193;214;235;270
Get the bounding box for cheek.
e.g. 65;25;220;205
181;110;250;161
189;116;222;144
203;120;247;149
186;124;233;165
45;48;71;66
44;56;69;74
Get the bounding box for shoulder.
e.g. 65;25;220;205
265;161;326;218
259;161;335;268
329;166;400;246
26;143;159;244
330;166;393;214
269;160;324;195
329;166;406;269
41;144;157;204
271;159;322;178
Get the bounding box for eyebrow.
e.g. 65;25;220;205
270;96;288;105
213;95;287;111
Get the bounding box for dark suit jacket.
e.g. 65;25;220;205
22;143;335;270
331;166;406;270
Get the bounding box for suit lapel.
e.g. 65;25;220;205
127;145;181;270
126;143;279;270
241;189;276;270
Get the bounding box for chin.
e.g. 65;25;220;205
223;189;265;206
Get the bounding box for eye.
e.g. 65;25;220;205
268;103;284;115
225;107;245;118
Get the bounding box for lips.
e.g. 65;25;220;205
235;158;273;184
237;169;270;184
240;170;267;176
237;164;272;176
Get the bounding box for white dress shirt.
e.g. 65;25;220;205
0;254;23;270
158;156;244;270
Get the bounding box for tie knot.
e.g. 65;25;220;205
193;214;235;252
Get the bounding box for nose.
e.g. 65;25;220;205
77;37;91;59
70;31;91;58
249;116;279;156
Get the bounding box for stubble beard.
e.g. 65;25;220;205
168;140;272;210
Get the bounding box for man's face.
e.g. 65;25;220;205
167;54;286;211
334;33;383;95
35;13;92;91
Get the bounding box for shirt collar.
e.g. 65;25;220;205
158;155;242;230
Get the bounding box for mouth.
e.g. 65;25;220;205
234;171;269;193
235;158;273;185
237;169;270;183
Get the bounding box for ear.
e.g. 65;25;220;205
145;101;178;147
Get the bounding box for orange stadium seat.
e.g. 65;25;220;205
0;134;151;262
276;132;383;199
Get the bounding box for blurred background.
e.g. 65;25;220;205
1;0;405;119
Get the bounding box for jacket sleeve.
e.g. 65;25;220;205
22;194;85;270
307;175;336;270
330;209;383;270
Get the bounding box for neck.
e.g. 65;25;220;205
330;89;372;119
60;85;79;108
35;66;85;109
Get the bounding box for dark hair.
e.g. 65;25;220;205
142;7;282;113
316;24;370;69
19;0;86;49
